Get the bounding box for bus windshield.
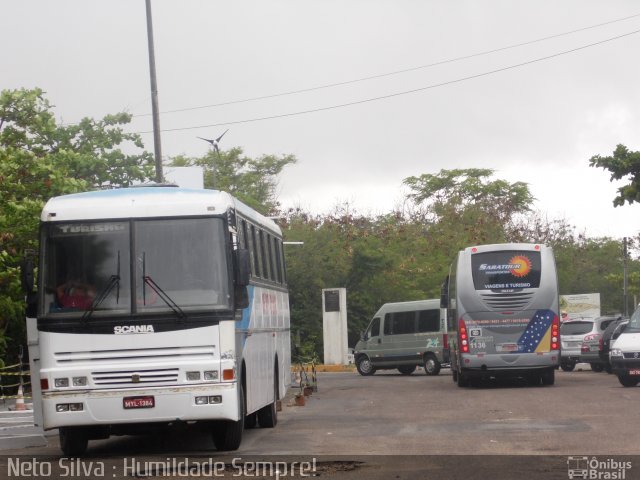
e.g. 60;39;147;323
41;218;231;318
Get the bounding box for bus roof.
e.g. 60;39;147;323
461;243;548;254
41;186;281;234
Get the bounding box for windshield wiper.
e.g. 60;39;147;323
143;275;187;321
81;251;121;324
141;251;186;321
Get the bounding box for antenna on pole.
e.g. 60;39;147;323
145;0;163;183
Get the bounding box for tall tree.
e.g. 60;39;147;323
170;148;296;215
589;144;640;206
0;88;153;363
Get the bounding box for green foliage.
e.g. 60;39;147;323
590;144;640;207
170;148;296;215
0;88;153;363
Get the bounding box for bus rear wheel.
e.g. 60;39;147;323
59;427;88;457
457;372;470;388
258;370;279;428
541;369;555;386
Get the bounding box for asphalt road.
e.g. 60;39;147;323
1;367;639;479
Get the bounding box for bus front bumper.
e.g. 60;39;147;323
40;383;240;431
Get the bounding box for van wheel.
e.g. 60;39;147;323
397;365;416;375
424;354;441;376
618;375;639;387
356;356;376;376
590;363;604;373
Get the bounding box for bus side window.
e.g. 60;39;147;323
274;239;283;284
251;225;261;278
259;230;270;280
418;310;440;332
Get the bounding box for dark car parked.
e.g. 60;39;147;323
599;316;628;373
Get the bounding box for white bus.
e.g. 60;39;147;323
442;243;560;387
23;186;291;455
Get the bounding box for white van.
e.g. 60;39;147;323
610;306;640;387
353;299;448;376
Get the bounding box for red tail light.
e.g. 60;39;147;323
41;378;49;391
459;319;469;353
443;333;449;350
550;315;560;351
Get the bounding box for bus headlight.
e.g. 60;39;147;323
72;376;87;387
204;371;218;381
186;371;201;381
54;378;69;388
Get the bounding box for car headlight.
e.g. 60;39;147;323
610;348;623;357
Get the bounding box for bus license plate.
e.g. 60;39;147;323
499;344;519;352
629;369;640;376
123;396;155;409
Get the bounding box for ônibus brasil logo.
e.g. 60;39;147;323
114;325;155;334
479;255;532;278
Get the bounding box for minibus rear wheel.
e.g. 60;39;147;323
423;354;441;376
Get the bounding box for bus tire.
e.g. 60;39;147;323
258;370;278;428
59;427;88;457
457;372;469;388
541;369;555;386
245;412;257;429
424;354;441;376
397;365;416;375
212;386;245;451
618;375;639;388
356;356;376;376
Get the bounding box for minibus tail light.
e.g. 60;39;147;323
443;333;449;350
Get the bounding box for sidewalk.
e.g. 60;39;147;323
0;403;49;450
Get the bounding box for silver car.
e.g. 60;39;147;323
560;316;619;372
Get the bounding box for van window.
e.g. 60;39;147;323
418;310;440;332
389;311;417;335
370;318;380;337
384;317;392;335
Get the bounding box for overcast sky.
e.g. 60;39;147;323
4;1;640;239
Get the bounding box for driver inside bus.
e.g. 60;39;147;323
56;279;96;310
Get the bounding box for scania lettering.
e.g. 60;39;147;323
22;186;291;455
113;325;155;334
442;243;560;387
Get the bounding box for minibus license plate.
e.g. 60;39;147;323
629;369;640;376
123;396;155;409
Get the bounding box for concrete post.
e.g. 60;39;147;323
322;288;348;365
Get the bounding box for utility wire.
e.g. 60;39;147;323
134;12;640;118
137;28;640;134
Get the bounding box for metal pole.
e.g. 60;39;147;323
623;237;628;317
145;0;163;183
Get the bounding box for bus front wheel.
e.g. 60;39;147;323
59;427;88;457
212;386;245;451
541;369;555;386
